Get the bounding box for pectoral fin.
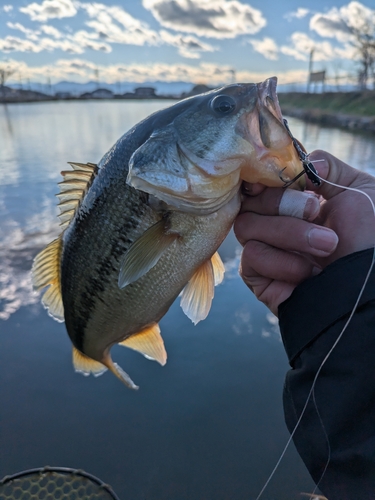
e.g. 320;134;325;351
119;322;167;365
211;251;225;286
118;218;178;289
180;259;214;325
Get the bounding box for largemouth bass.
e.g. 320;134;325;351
32;77;304;389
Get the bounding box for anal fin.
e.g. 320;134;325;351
72;347;107;377
119;323;167;365
180;259;214;325
73;347;139;390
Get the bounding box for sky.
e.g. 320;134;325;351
0;0;374;86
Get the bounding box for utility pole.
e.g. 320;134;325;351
95;68;99;90
307;49;314;93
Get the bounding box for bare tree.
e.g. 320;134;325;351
0;63;15;89
347;16;375;90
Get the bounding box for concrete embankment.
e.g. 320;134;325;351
279;91;375;134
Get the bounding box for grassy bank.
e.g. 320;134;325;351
279;90;375;116
278;91;375;133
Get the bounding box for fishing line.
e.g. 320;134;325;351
254;161;375;500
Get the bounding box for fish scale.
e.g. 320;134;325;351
32;78;305;389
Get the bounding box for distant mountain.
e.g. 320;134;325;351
10;80;195;97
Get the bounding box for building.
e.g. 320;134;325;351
133;87;156;97
80;88;114;99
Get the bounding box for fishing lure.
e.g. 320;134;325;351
279;118;321;188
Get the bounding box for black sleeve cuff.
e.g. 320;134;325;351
278;248;375;365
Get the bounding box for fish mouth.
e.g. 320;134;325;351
237;77;305;190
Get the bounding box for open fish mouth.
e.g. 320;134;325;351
127;77;305;216
237;77;305;190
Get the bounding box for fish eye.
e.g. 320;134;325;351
210;95;236;115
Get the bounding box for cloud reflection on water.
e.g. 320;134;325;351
1;102;375;326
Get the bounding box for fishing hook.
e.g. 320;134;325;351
280;119;321;188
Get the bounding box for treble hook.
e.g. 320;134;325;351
281;119;321;188
278;167;305;188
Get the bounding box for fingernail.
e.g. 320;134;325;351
308;228;338;253
303;195;320;220
312;266;322;276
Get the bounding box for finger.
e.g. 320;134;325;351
240;240;319;285
234;212;338;257
240;187;320;221
307;150;375;198
240;271;296;317
242;182;267;196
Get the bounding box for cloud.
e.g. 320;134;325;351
284;7;310;21
79;2;160;47
7;22;40;41
341;1;375;31
3;5;13;13
0;36;44;53
3;57;310;88
2;1;217;59
280;32;353;62
143;0;266;38
310;8;351;42
20;0;77;22
79;1;215;57
159;30;216;58
40;24;63;38
310;1;375;43
0;32;108;54
248;37;278;60
70;30;111;52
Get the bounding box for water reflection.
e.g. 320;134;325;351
1;101;374;499
292;117;375;175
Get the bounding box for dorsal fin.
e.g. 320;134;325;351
180;259;215;325
118;323;167;365
32;162;98;320
57;161;98;229
31;237;64;321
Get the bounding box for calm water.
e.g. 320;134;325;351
1;100;375;500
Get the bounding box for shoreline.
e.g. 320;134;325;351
279;90;375;134
0;95;179;104
2;90;375;134
281;106;375;134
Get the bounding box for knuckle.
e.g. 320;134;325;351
282;254;311;282
234;213;255;243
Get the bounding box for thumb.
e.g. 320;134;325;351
307;150;373;199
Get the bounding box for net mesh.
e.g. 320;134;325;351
0;467;120;500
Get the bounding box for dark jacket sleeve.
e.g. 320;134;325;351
278;248;375;500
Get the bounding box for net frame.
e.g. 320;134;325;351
0;466;121;500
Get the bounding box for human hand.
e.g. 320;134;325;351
234;150;375;316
